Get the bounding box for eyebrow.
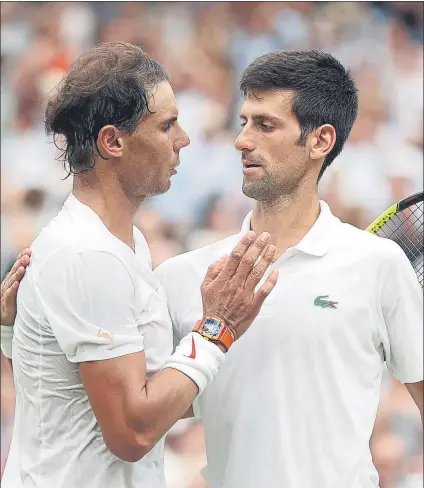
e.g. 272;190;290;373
161;115;178;125
239;113;281;124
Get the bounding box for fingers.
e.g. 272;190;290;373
3;266;25;295
1;265;26;298
252;270;279;311
4;277;20;301
8;266;26;288
1;276;19;296
6;252;31;282
17;248;31;261
0;251;29;326
244;244;276;292
232;232;271;284
219;232;256;279
202;255;228;287
0;277;20;326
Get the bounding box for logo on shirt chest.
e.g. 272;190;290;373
314;295;338;309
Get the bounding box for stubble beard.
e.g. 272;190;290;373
242;171;304;202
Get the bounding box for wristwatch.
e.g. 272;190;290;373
193;316;235;352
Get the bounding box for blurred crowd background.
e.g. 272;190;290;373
1;2;423;487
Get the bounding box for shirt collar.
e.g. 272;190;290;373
239;200;338;257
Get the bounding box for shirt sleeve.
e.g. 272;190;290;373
37;248;144;363
380;241;423;384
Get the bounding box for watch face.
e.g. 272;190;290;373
200;318;221;339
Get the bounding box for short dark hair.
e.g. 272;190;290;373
239;50;358;180
45;41;169;176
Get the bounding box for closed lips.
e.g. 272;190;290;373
242;159;261;168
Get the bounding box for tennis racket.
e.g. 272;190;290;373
366;191;423;288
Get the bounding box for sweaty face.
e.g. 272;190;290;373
234;90;309;202
121;81;190;199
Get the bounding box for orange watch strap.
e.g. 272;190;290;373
216;326;234;351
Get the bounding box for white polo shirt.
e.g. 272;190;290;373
155;201;423;488
6;193;173;488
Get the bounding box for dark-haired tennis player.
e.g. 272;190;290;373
3;49;423;488
153;50;423;488
0;41;278;488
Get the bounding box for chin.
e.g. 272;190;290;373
242;180;276;202
242;180;260;198
156;179;172;196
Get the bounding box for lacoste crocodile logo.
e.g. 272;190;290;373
314;295;338;309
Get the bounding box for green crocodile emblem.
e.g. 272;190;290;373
314;295;338;309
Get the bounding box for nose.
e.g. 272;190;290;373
234;129;255;152
175;126;190;151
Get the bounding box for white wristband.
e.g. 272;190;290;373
161;332;225;395
1;326;14;359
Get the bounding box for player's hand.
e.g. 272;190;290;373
201;231;278;340
1;248;31;326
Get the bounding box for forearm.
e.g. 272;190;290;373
127;333;223;449
82;358;198;461
86;333;224;461
130;368;198;447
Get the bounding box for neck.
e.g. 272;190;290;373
73;175;144;251
251;186;320;258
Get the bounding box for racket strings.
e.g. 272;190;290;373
374;201;423;288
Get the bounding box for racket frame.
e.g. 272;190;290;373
365;192;424;234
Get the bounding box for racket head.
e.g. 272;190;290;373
366;192;424;288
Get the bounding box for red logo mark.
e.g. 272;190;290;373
188;336;196;359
